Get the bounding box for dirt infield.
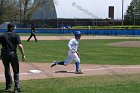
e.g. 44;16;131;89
109;41;140;47
1;61;140;82
0;36;140;82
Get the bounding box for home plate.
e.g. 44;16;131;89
28;70;42;73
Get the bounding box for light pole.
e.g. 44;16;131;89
122;0;124;25
19;0;22;27
1;0;4;7
134;13;136;25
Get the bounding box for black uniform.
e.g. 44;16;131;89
27;24;37;42
0;31;21;91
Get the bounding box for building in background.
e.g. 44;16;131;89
29;0;131;27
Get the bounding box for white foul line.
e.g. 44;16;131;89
82;66;140;71
0;72;41;77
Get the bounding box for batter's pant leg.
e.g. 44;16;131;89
68;52;80;71
2;59;12;89
10;53;20;89
64;56;73;66
75;62;80;71
56;61;64;65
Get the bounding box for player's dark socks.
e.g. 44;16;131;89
75;62;80;71
56;61;64;65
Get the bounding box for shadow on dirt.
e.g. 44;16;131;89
55;71;74;73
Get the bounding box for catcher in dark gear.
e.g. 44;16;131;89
0;23;26;92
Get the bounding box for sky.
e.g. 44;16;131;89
54;0;132;19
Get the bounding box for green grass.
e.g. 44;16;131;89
17;39;140;65
73;26;140;29
80;39;140;65
1;39;140;93
1;74;140;93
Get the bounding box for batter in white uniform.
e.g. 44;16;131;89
51;31;83;74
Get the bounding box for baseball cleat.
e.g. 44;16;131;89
5;88;11;92
5;86;12;92
14;90;18;93
51;61;57;67
75;70;83;74
14;88;21;93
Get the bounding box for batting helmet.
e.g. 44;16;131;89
74;31;81;37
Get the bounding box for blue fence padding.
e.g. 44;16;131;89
0;28;140;35
0;29;7;33
15;29;31;33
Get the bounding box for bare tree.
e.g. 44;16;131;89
0;0;19;23
18;0;41;27
0;0;41;26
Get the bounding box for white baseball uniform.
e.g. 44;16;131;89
64;38;80;65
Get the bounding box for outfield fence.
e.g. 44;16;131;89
0;28;140;35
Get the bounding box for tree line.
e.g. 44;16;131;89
0;0;140;27
124;0;140;25
0;0;39;25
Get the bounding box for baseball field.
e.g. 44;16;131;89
0;35;140;93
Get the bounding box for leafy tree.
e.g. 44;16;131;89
124;0;140;25
0;0;19;24
0;0;35;25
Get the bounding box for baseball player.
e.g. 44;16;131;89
27;24;38;42
51;31;83;74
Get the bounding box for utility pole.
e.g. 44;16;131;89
19;0;22;27
122;0;124;25
1;0;4;7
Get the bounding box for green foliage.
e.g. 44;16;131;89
124;0;140;25
0;0;19;23
0;0;35;24
72;26;140;29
